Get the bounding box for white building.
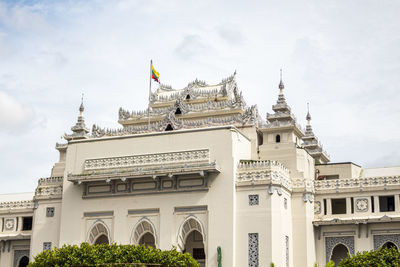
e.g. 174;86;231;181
1;73;399;267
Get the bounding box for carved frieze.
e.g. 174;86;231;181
314;201;321;214
315;176;400;193
84;149;209;171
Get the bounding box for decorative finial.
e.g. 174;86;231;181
79;93;84;114
234;70;237;76
306;102;311;123
279;69;284;91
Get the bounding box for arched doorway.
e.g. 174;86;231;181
330;244;349;266
178;217;206;267
184;230;205;265
382;241;398;250
138;232;156;248
88;221;111;245
18;256;29;267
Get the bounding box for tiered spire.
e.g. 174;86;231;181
64;95;89;141
302;104;330;163
266;70;298;128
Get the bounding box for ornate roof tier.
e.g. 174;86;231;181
64;101;89;141
302;105;330;163
263;73;304;136
86;73;264;138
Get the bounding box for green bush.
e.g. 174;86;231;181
29;243;199;267
337;246;400;267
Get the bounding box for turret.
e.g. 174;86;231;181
302;103;330;164
64;97;89;141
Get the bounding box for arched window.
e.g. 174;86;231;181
132;219;157;248
165;124;173;131
382;241;398;250
18;256;29;267
186;94;191;100
330;244;349;266
88;221;110;245
177;217;206;265
276;134;281;143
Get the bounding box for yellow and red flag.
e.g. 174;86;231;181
151;64;159;83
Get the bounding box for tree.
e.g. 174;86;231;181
29;243;199;267
337;246;400;267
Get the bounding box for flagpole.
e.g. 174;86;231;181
148;60;152;131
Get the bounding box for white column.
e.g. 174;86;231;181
327;199;332;215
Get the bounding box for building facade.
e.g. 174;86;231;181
1;73;399;267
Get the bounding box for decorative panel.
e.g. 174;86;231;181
13;250;29;267
248;233;259;267
43;242;52;251
248;195;259;206
179;178;204;187
325;236;354;263
314;201;321;214
88;185;111;193
355;198;369;212
374;234;400;250
285;235;289;267
133;182;157;190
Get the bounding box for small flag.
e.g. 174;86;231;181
151;65;160;82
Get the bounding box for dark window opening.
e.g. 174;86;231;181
193;248;206;260
379;196;395;212
323;199;327;215
276;134;281;143
371;196;375;212
22;217;33;231
18;256;29;267
165;124;173;131
351;197;354;214
382;242;398;250
331;198;347;214
186;94;191;100
257;131;263;146
175;108;182;115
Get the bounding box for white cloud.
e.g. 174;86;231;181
0;90;36;133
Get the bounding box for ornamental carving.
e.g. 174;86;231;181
355;198;369;212
315;176;400;193
325;236;354;263
373;234;400;250
314;201;321;214
84;149;209;171
248;233;259;267
4;218;15;231
236;160;291;191
0;201;34;210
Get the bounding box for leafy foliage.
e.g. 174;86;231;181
29;243;199;267
337;246;400;267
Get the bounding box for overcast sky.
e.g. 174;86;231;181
0;0;399;194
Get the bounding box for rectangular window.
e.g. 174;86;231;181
331;198;346;214
351;197;354;214
43;242;52;251
379;196;395;212
248;195;259;206
371;196;375;212
46;207;55;217
248;233;259;267
323;199;327;215
22;217;33;231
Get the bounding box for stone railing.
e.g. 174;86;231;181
84;149;210;171
35;176;63;200
38;176;63;185
315;176;400;192
263;119;304;133
0;200;34;210
236;160;291;190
